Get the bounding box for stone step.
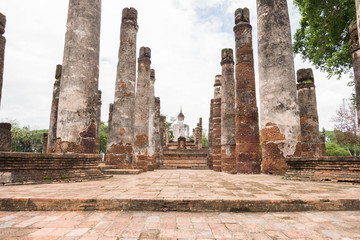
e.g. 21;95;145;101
163;160;207;165
163;157;207;161
102;169;143;175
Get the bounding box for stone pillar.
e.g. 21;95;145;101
0;123;11;151
56;0;101;153
356;0;360;45
220;49;236;174
106;8;138;168
153;97;162;167
257;0;301;175
320;135;327;156
208;99;214;169
0;13;6;107
148;69;156;171
350;22;360;141
234;8;261;174
160;115;166;157
108;103;113;135
47;65;62;153
193;128;197;145
297;68;322;157
96;90;102;153
42;133;48;153
197;118;203;149
212;75;222;172
133;47;151;171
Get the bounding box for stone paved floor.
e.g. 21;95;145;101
0;210;359;239
1;170;360;200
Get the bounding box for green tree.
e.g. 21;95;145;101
99;121;108;154
325;142;351;156
202;130;208;147
293;0;356;78
9;121;47;152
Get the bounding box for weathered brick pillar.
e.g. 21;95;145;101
108;103;113;135
133;47;151;171
212;75;222;172
234;8;261;174
159;115;166;158
220;49;236;174
297;68;321;157
356;0;360;45
147;69;156;171
42;133;48;153
208;99;214;169
257;0;301;175
0;13;6;107
154;97;162;167
106;8;138;168
96;90;102;153
0;123;11;151
47;65;62;153
350;22;360;141
320;135;327;156
196;118;203;149
56;0;101;153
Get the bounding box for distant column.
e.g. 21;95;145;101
95;90;102;153
106;8;138;168
297;68;321;157
107;103;114;136
0;123;11;151
0;13;6;107
350;22;360;141
148;69;156;171
257;0;301;174
42;133;48;153
212;75;222;172
234;8;261;174
220;49;236;174
153;97;161;167
207;99;214;169
47;65;62;153
133;47;151;171
196;118;203;149
56;0;101;153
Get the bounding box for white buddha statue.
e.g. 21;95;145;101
173;108;190;141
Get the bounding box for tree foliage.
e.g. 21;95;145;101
331;99;359;155
10;121;47;152
99;121;108;154
293;0;356;78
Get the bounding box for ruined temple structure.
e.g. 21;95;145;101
133;47;152;171
297;68;322;157
47;65;62;153
257;0;301;175
55;0;101;153
153;97;162;167
350;22;360;139
220;49;236;174
173;108;190;141
234;8;261;174
212;75;222;172
148;69;157;169
106;8;138;169
193;117;203;149
0;12;6;107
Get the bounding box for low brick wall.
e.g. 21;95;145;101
285;156;360;184
0;152;108;185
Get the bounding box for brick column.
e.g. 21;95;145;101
133;47;151;171
208;99;214;169
257;0;301;175
95;90;102;153
220;49;236;174
0;123;11;151
297;68;321;157
106;8;138;168
234;8;261;174
47;65;62;153
356;0;360;45
196;118;203;149
212;75;222;172
153;97;161;167
42;133;48;153
159;115;166;160
107;103;113;136
0;13;6;107
148;69;156;171
56;0;101;153
350;22;360;141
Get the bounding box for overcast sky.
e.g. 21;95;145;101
0;0;354;133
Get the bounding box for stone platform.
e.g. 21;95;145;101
0;170;359;212
161;149;208;169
